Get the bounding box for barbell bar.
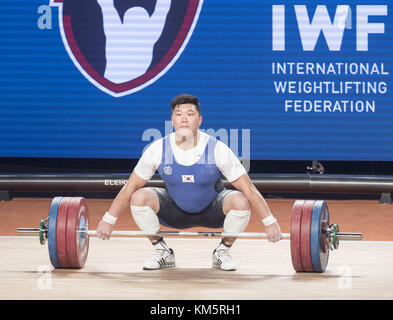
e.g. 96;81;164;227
17;228;362;241
16;196;363;272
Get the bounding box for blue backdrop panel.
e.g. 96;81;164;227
0;0;392;160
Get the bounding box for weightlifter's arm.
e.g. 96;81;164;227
96;171;147;240
231;174;282;243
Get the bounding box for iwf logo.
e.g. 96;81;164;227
48;0;203;97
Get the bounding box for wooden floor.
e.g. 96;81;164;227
1;236;392;300
1;197;393;301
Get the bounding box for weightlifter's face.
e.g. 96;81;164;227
171;103;202;142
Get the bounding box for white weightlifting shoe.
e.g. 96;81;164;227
143;248;176;270
212;248;237;271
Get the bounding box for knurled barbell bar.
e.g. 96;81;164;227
17;197;362;272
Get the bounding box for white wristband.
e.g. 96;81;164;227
262;215;277;227
103;212;118;225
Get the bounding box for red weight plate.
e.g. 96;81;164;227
66;197;89;269
56;197;72;268
290;200;305;272
300;200;315;272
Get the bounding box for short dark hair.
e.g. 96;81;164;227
170;94;200;114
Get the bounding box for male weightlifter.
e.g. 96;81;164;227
96;94;282;271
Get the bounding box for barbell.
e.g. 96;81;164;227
17;196;362;272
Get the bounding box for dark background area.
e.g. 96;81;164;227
1;158;392;175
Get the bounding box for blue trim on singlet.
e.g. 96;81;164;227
157;134;222;213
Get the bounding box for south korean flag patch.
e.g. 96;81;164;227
182;175;195;183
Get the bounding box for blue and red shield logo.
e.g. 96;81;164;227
50;0;203;97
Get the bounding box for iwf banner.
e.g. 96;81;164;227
0;0;392;161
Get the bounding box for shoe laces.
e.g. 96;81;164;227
151;248;172;260
215;249;232;262
151;249;166;260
